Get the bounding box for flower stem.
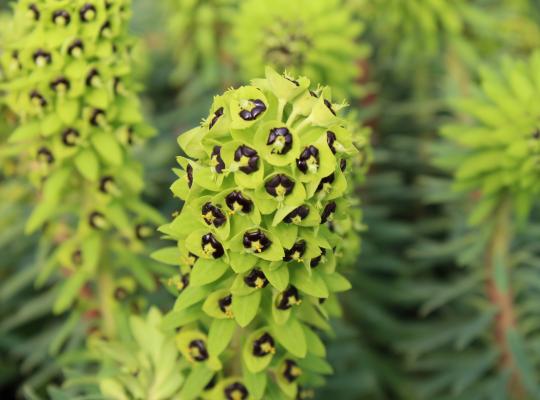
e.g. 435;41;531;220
484;197;523;397
97;260;116;339
229;326;244;376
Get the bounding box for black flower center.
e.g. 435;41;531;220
180;273;190;290
243;230;272;253
86;68;100;86
253;332;275;357
244;268;269;289
239;99;266;121
30;90;47;108
90;108;106;126
296;145;319;174
10;51;21;70
201;233;224;258
100;21;112;36
188;339;209;362
187;252;198;267
33;50;52;66
224;382;248;400
28;4;40;20
234;145;259;174
321;202;337;224
67;39;84;57
286;77;300;86
218;294;233;317
204;375;217;391
50;77;70;92
225;191;252;213
72;249;83;266
209;107;223;129
310;248;326;268
37;147;54;164
210;145;225;173
186;164;193;188
62;128;80;146
265;174;295;198
52;10;70;25
284;205;309;224
135;224;153;240
284;240;306;262
326;131;337;154
283;359;302;382
89;211;106;229
113;77;122;94
99;176;114;193
267;127;293;155
324;99;336;116
202;202;226;227
276;286;301;310
316;173;335;193
80;3;97;22
114;287;128;300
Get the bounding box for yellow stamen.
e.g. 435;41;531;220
260;342;275;354
290;366;302;377
251;240;263;253
203;211;215;223
275;185;287;198
203;243;215;256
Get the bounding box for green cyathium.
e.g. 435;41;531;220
232;0;369;100
0;0;161;336
157;67;366;399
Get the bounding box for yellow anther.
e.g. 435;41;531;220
251;240;264;253
261;342;275;354
203;211;215;223
275;185;287;197
203;243;215;256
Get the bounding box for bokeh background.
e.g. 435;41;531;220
2;0;540;399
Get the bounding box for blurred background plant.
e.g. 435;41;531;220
2;0;540;399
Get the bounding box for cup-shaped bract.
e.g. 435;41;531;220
0;0;161;322
232;0;369;101
159;67;367;399
441;52;540;223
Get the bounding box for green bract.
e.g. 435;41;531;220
92;308;187;400
232;0;369;100
0;0;161;327
441;52;540;224
158;67;365;399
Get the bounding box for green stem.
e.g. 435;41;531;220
97;261;116;339
229;327;244;376
484;197;523;397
